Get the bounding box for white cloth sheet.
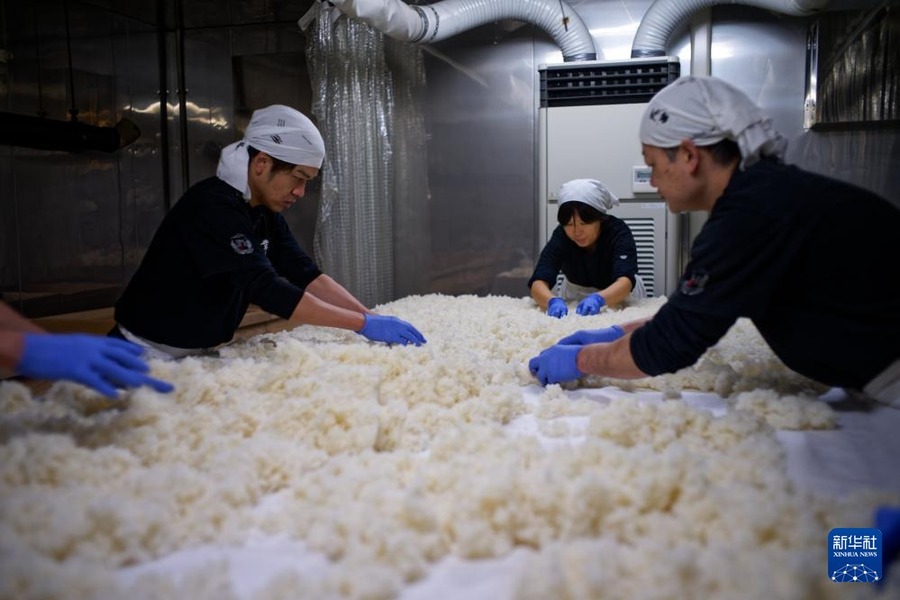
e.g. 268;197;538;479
117;386;900;597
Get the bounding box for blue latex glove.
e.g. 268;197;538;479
358;314;427;346
557;324;625;346
876;506;900;582
575;293;606;316
528;344;583;386
546;297;568;319
16;334;174;398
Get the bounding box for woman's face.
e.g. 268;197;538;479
562;210;601;249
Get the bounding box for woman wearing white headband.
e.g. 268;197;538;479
528;178;645;318
111;104;426;359
529;76;900;408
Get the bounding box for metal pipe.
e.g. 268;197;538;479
174;0;190;191
156;0;172;211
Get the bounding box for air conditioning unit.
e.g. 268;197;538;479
538;57;681;297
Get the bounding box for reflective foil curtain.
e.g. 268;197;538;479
306;10;430;307
306;13;394;307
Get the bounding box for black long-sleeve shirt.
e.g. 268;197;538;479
631;160;900;390
115;177;321;348
528;215;639;292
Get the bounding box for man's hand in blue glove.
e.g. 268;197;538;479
575;293;606;316
546;297;568;319
875;506;900;583
16;334;174;399
557;324;625;346
358;314;427;346
528;344;583;386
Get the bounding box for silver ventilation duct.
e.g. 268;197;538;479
631;0;829;57
304;0;597;62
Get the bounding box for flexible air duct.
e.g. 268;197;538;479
312;0;597;62
632;0;830;57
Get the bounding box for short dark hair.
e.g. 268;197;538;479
557;201;604;226
706;139;741;165
663;139;741;166
247;145;296;173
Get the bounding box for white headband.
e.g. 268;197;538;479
216;104;325;198
639;76;787;169
558;178;619;214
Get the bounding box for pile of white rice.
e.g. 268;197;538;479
1;294;896;599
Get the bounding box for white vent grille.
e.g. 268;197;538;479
539;58;681;108
621;216;658;297
604;202;676;297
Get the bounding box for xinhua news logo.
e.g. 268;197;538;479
829;528;882;583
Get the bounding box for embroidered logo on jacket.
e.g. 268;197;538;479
261;239;270;255
230;234;253;255
680;269;709;296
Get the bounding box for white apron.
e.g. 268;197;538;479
116;324;216;361
556;275;647;303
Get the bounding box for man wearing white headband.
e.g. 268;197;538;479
112;104;425;358
530;76;900;408
528;178;644;319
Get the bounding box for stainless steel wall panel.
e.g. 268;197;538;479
424;31;537;294
711;5;808;143
112;25;170;255
179;28;235;185
0;0;168;315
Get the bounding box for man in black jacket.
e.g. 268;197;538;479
113;105;425;359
